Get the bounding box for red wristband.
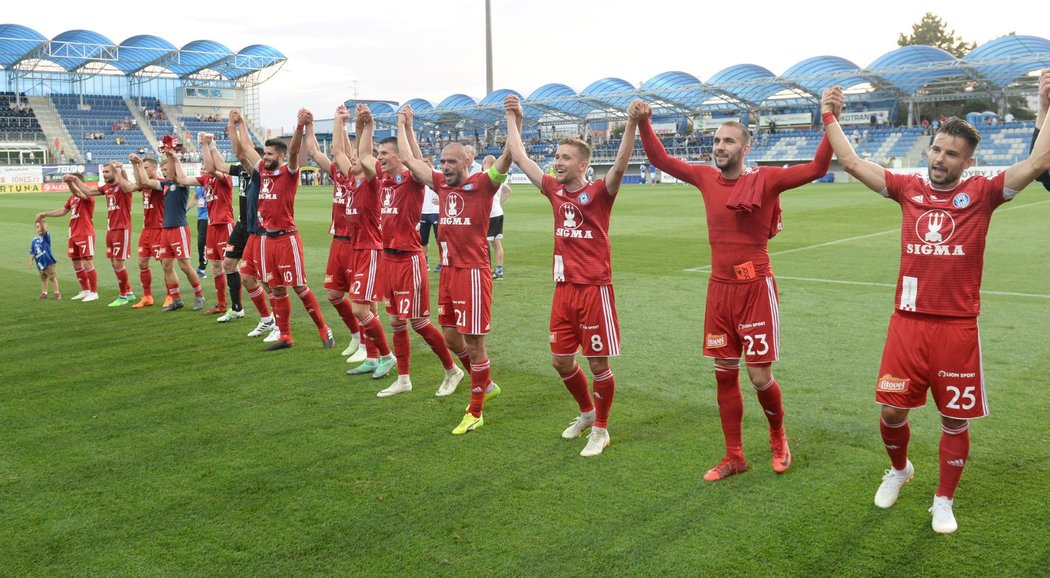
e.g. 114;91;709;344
296;124;305;133
822;111;837;125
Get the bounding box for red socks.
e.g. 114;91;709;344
392;323;411;375
115;267;130;296
880;418;911;471
84;266;98;291
296;288;327;330
559;364;594;413
592;369;615;429
213;274;227;308
411;318;454;370
139;266;152;296
75;269;89;291
467;359;491;417
166;283;181;300
754;377;785;433
715;365;744;458
248;285;271;317
937;422;970;500
330;296;360;334
271;293;291;339
361;312;390;357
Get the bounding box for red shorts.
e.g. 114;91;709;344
876;311;988;420
549;282;620;357
381;251;430;319
137;228;161;258
323;238;354;292
239;234;263;279
156;226;192;261
67;235;94;260
260;232;307;288
438;267;492;335
105;229;131;260
351;248;382;303
703;277;780;364
205;223;233;261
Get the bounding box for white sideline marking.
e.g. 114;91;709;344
683;198;1050;273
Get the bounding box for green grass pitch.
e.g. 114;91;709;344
2;182;1049;576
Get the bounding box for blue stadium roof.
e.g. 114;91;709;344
526;83;593;119
707;64;784;106
782;56;867;95
0;24;284;80
963;35;1050;88
867;45;961;94
640;71;710;110
580;77;636;110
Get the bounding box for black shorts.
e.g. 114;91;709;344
224;221;249;259
419;213;439;245
487;215;504;240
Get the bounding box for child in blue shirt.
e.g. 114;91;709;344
30;219;60;300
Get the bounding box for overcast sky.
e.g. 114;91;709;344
11;0;1046;129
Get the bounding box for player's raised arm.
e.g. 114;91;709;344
129;154;162;191
287;109;307;173
605;116;637;196
165;148;198;187
1004;71;1050;192
632;100;700;186
400;105;423;161
356;105;378;180
396;111;434;187
1032;69;1050;191
503;95;544;188
206;128;231;175
113;161;139;193
770;132;833;191
36;179;76;220
199;133;219;177
304;115;332;174
68;173;95;199
230;109;262;169
821;86;886;194
331;105;354;177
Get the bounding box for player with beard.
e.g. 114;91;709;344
821;85;1050;534
633;98;833;480
504;95;635;457
357;104;464;397
35;174;97;302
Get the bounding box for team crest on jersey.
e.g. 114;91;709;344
952;193;971;208
578;192;591;205
914;210;956;245
463;183;474;191
260;178;274;195
382;189;393;207
560;203;582;229
395;174;403;184
445;193;465;217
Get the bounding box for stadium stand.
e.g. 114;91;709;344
0;92;43;141
50;94;153;162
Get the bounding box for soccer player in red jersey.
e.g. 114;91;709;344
328;105;396;378
396;111;512;434
240;108;333;351
127;155;164;308
303;107;367;362
36;174;98;302
357;104;465;397
193;132;236;315
66;161;137;306
821;86;1050;534
504;95;633;457
1031;69;1050;191
633;98;833;479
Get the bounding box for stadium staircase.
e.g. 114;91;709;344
29;96;80;162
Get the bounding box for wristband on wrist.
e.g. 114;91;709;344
822;111;837;125
296;124;305;133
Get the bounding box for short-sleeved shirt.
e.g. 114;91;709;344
198;174;235;225
376;161;424;252
433;169;503;268
30;232;57;270
160;180;190;228
64;193;95;238
142;186;165;230
540;175;615;286
883;170;1010;318
257;161;299;231
346;174;383;251
99;182;132;231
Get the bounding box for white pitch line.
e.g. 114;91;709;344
683;198;1050;274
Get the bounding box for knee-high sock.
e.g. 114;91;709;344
139;266;152;296
213;273;227;307
272;293;291;339
329;296;360;335
190;281;203;297
75;269;89;291
226;271;242;311
114;266;130;296
559;364;594;413
715;365;745;458
361;312;389;357
392;323;411;375
880;418;911;471
411;318;454;370
592;369;616;429
296;287;326;330
937;422;970;500
456;349;471;370
467;359;492;417
754;377;785;434
166;283;181;300
84;266;98;292
248;285;271;317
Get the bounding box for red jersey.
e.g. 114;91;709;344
347;175;383;250
257;161;299;231
142;187;165;229
639;118;832;283
64;193;95;238
433;170;499;268
329;164;353;237
377;161;424;252
198;174;235;226
99;182;132;231
540;175;615;286
884;170;1009;318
